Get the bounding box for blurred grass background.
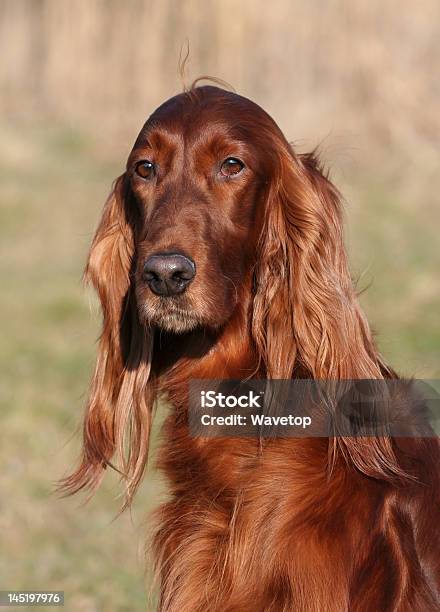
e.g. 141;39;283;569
0;1;439;610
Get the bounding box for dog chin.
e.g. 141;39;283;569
153;313;199;333
140;304;200;334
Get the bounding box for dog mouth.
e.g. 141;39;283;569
138;296;201;333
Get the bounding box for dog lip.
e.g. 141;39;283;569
149;308;200;333
139;297;197;321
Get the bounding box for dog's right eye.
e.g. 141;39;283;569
135;160;155;180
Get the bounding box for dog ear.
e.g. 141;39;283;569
59;175;154;507
253;146;405;481
253;148;384;379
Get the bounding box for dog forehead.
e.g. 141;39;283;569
150;86;255;122
134;86;271;145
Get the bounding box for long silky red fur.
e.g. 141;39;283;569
60;84;440;610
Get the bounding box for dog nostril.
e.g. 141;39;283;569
172;269;192;281
143;253;196;297
144;270;159;281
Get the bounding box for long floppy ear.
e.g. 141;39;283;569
60;175;154;507
252;146;405;481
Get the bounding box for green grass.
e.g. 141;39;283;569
346;179;440;377
0;120;438;611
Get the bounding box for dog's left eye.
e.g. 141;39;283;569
220;157;244;177
135;160;155;180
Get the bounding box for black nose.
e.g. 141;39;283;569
143;253;196;296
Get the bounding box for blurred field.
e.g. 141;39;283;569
0;2;439;611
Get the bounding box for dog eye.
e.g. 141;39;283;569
135;160;155;180
220;157;244;177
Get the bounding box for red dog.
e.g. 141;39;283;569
63;84;440;611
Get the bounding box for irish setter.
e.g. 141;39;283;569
62;84;440;611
